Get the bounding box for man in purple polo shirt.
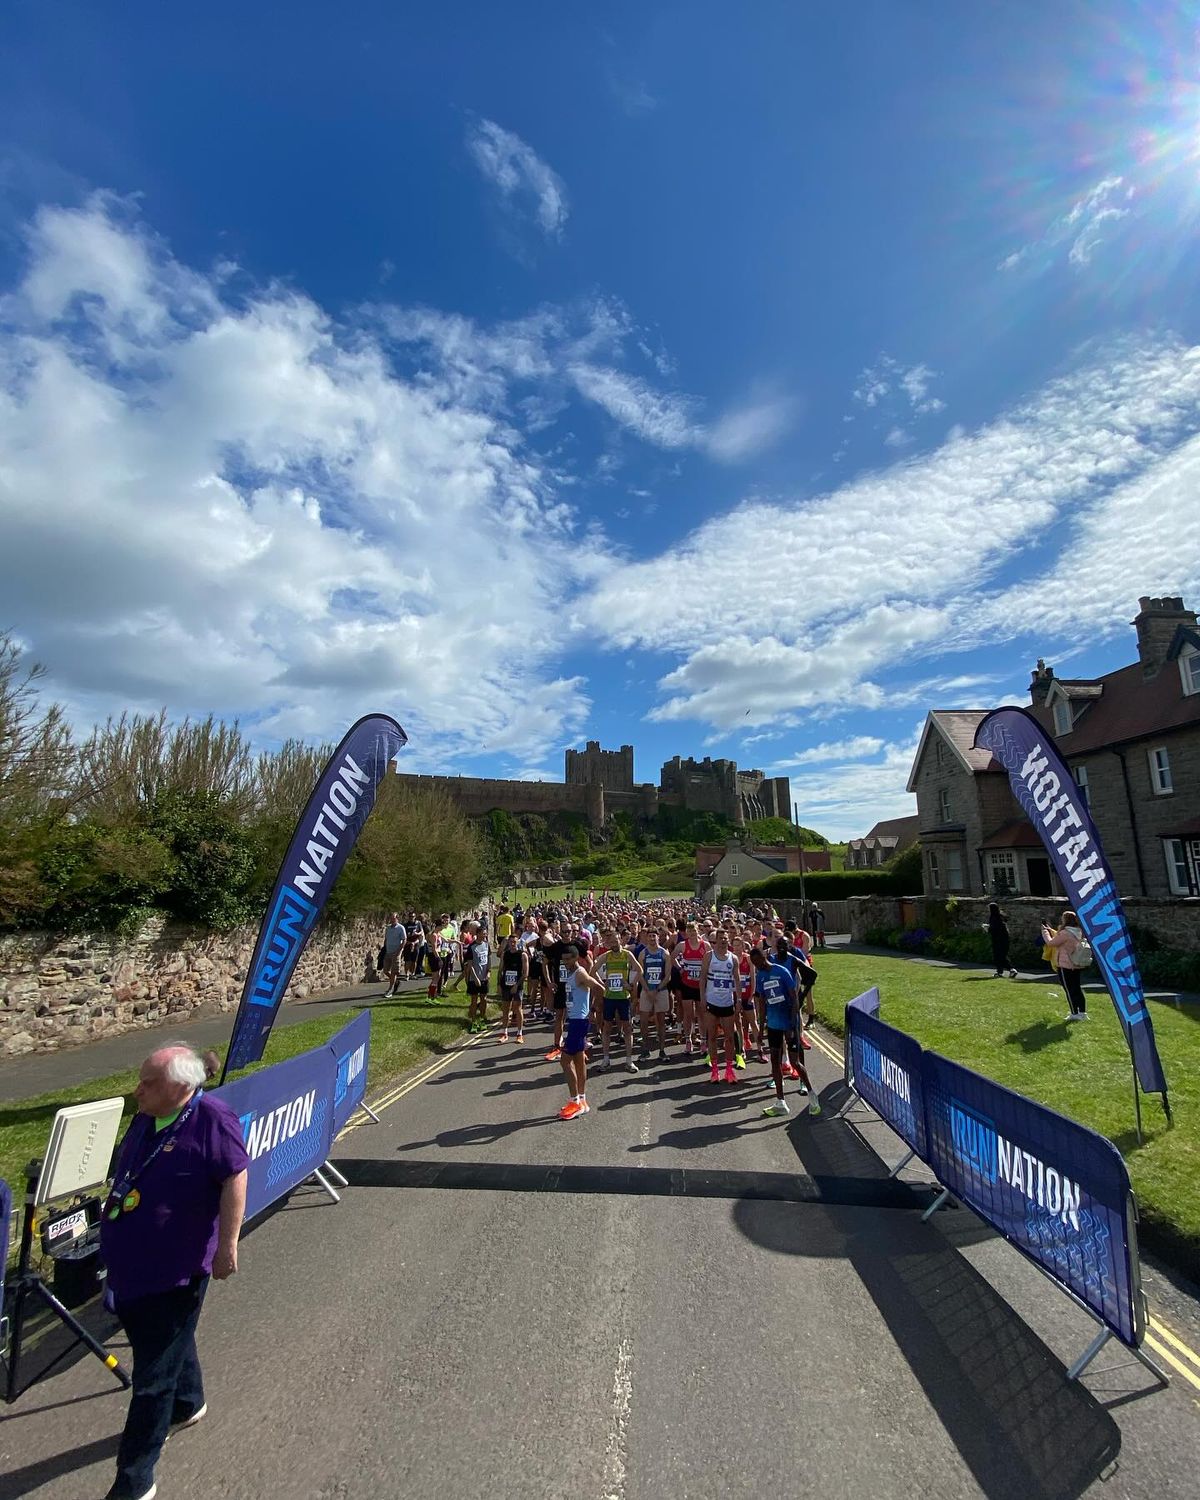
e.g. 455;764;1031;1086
101;1044;248;1500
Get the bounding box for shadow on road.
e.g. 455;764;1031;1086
737;1080;1124;1500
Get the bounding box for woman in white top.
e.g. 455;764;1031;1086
1042;910;1087;1021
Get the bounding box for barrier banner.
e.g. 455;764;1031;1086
923;1050;1141;1346
0;1178;10;1310
223;714;407;1075
329;1010;371;1136
212;1047;335;1220
974;707;1168;1100
845;1003;928;1162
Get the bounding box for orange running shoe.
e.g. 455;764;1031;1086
545;1047;562;1061
559;1099;584;1119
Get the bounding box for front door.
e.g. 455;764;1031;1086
1026;856;1052;897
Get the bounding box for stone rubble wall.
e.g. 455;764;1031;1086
0;915;386;1058
846;894;1200;953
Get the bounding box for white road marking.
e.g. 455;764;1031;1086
637;1101;651;1160
601;1336;633;1500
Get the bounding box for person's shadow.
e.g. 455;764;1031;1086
1002;1021;1070;1054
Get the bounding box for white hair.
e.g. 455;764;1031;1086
160;1046;207;1089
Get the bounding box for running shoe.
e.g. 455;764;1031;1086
734;1052;746;1070
710;1064;720;1084
762;1099;790;1117
515;1033;524;1044
657;1049;668;1063
723;1065;736;1084
599;1057;611;1073
800;1033;813;1051
559;1099;584;1119
808;1099;822;1117
498;1031;508;1043
545;1047;562;1061
627;1059;639;1074
576;1099;591;1114
785;1063;800;1080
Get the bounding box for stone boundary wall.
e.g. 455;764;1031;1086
0;915;386;1058
846;894;1200;953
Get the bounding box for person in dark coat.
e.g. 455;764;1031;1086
988;903;1017;977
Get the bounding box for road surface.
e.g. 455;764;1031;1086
3;1016;1198;1500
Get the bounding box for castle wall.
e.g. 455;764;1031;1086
565;741;635;793
392;772;601;826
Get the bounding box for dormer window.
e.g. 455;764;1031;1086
1182;647;1200;697
1052;698;1073;735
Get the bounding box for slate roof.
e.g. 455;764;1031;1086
1032;648;1200;755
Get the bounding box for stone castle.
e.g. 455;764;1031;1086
392;742;791;830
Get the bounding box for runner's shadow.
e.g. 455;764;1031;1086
0;1432;120;1498
1002;1022;1070;1053
735;1085;1124;1500
396;1115;553;1150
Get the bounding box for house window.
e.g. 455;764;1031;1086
935;739;945;767
1053;698;1073;735
1164;839;1194;896
945;849;964;890
928;852;941;890
1073;764;1090;809
1148;746;1173;795
938;788;952;823
729;863;739;876
1181;648;1200;697
988;850;1019;892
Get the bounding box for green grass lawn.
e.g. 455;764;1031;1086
809;949;1200;1274
0;987;479;1202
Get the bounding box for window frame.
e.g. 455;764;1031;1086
1052;697;1073;736
1073;763;1090;809
1180;647;1200;697
945;848;965;891
928;851;941;890
1164;838;1192;897
938;787;952;823
1148;745;1173;796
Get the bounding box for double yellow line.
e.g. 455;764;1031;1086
806;1020;1200;1395
335;1023;497;1141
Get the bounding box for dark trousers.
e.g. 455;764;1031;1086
1060;967;1086;1015
112;1276;208;1498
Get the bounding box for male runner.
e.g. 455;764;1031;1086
699;929;739;1084
497;933;527;1043
674;922;708;1055
464;923;491;1031
542;921;567;1061
558;945;606;1119
734;936;761;1062
749;947;819;1118
637;927;672;1061
597;928;644;1074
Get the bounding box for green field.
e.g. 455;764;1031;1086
0;988;479;1202
808;949;1200;1275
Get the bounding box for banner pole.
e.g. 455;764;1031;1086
1132;1061;1143;1147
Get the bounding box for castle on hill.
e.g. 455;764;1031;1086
392;741;791;830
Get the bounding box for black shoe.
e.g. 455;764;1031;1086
658;1049;668;1062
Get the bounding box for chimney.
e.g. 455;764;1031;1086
1029;658;1055;706
1133;595;1197;678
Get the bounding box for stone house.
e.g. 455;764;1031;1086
846;815;920;869
693;840;831;901
906;596;1200;900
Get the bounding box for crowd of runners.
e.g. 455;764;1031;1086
380;895;826;1124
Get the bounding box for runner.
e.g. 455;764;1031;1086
542;920;567;1061
558;945;606;1120
749;946;819;1118
699;929;739;1084
637;926;672;1062
597;928;644;1074
674;921;708;1056
435;914;458;998
464;922;491;1032
495;902;514;949
497;933;527;1043
734;935;761;1062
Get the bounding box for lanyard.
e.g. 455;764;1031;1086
107;1090;202;1213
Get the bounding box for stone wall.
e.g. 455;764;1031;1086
0;915;384;1058
847;893;1200;953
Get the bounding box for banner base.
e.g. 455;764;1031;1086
309;1166;341;1204
1066;1325;1170;1386
921;1187;952;1222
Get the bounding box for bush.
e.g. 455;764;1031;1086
740;867;918;899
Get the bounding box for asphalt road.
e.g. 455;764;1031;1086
3;1014;1199;1500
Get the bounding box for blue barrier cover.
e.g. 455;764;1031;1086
224;714;407;1073
212;1048;335;1220
329;1011;371;1136
923;1051;1140;1346
846;1006;928;1162
0;1178;10;1308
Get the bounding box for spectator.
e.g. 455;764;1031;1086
988;903;1017;978
1042;911;1088;1021
380;913;406;997
100;1044;248;1500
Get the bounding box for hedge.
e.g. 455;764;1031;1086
738;868;917;899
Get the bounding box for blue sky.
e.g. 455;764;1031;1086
3;2;1200;836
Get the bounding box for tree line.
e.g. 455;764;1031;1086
0;634;488;933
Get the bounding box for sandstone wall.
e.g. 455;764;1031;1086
847;894;1200;953
0;915;384;1059
391;771;600;826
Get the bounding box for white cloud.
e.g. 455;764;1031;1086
0;196;591;766
586;336;1200;728
466;118;568;239
883;426;911;448
788;736;921;841
999;175;1132;274
568;363;698;448
854;355;944;418
771;736;885;768
704;394;796;461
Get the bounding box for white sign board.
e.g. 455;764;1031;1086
36;1098;125;1206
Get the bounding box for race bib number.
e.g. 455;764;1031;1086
607;973;624;993
683;959;701;980
558;963;568;983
